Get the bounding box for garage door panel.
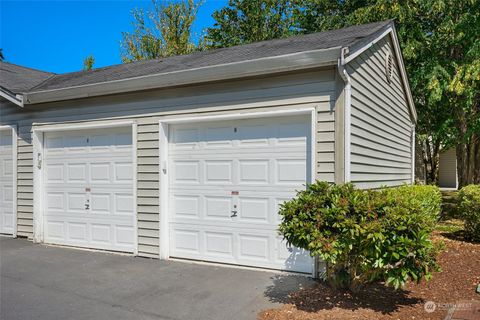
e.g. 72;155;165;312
114;162;133;181
205;231;234;257
46;192;65;211
172;195;199;218
168;116;313;273
171;228;201;254
205;196;233;220
239;160;269;184
67;163;87;182
276;159;307;184
43;127;134;252
238;197;269;222
275;239;312;273
205;160;233;183
172;161;200;183
90;163;110;181
1;208;14;231
238;234;269;261
170;224;312;272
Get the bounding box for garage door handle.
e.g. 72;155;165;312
230;210;237;217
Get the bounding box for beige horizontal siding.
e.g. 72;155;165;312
1;68;336;256
347;36;413;188
316;101;335;183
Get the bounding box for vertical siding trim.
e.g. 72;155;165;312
132;122;139;255
338;49;352;182
158;122;169;260
334;70;345;184
12;125;18;237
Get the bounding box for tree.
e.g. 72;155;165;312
120;0;201;62
297;0;479;186
207;0;479;186
83;55;95;71
206;0;299;48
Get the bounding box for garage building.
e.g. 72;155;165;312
0;20;416;275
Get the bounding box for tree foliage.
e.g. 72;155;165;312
83;55;95;71
458;184;480;242
298;0;480;186
206;0;480;186
206;0;299;48
120;0;201;62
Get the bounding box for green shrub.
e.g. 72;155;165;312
458;185;480;242
278;182;442;291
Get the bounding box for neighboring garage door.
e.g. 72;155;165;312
0;129;14;235
43;127;135;252
168;115;313;273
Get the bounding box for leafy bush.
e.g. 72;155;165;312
458;185;480;242
279;182;442;291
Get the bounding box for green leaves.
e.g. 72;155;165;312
120;0;201;62
278;181;442;291
205;0;299;48
458;185;480;242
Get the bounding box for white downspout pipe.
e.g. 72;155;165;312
338;47;351;183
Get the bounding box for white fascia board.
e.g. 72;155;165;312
23;47;341;105
343;26;417;124
0;88;23;107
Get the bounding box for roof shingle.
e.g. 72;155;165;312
1;20;392;95
0;62;54;93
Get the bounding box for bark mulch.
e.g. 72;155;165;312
259;232;480;320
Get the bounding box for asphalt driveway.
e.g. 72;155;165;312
0;237;314;320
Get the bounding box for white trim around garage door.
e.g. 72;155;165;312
0;124;18;237
32;120;138;254
158;107;317;275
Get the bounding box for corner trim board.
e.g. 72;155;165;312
338;50;352;183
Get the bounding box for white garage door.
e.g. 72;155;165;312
168;115;313;273
43;127;135;252
0;129;14;235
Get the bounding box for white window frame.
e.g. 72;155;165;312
158;107;317;276
32;120;138;254
0;125;18;237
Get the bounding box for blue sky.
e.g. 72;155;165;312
0;0;227;73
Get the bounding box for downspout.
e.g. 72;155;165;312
338;47;351;183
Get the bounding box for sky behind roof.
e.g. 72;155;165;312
0;0;227;74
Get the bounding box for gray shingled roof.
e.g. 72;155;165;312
27;20;392;93
0;20;391;96
0;62;54;94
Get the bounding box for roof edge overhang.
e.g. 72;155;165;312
0;86;24;107
341;23;417;124
22;47;341;105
